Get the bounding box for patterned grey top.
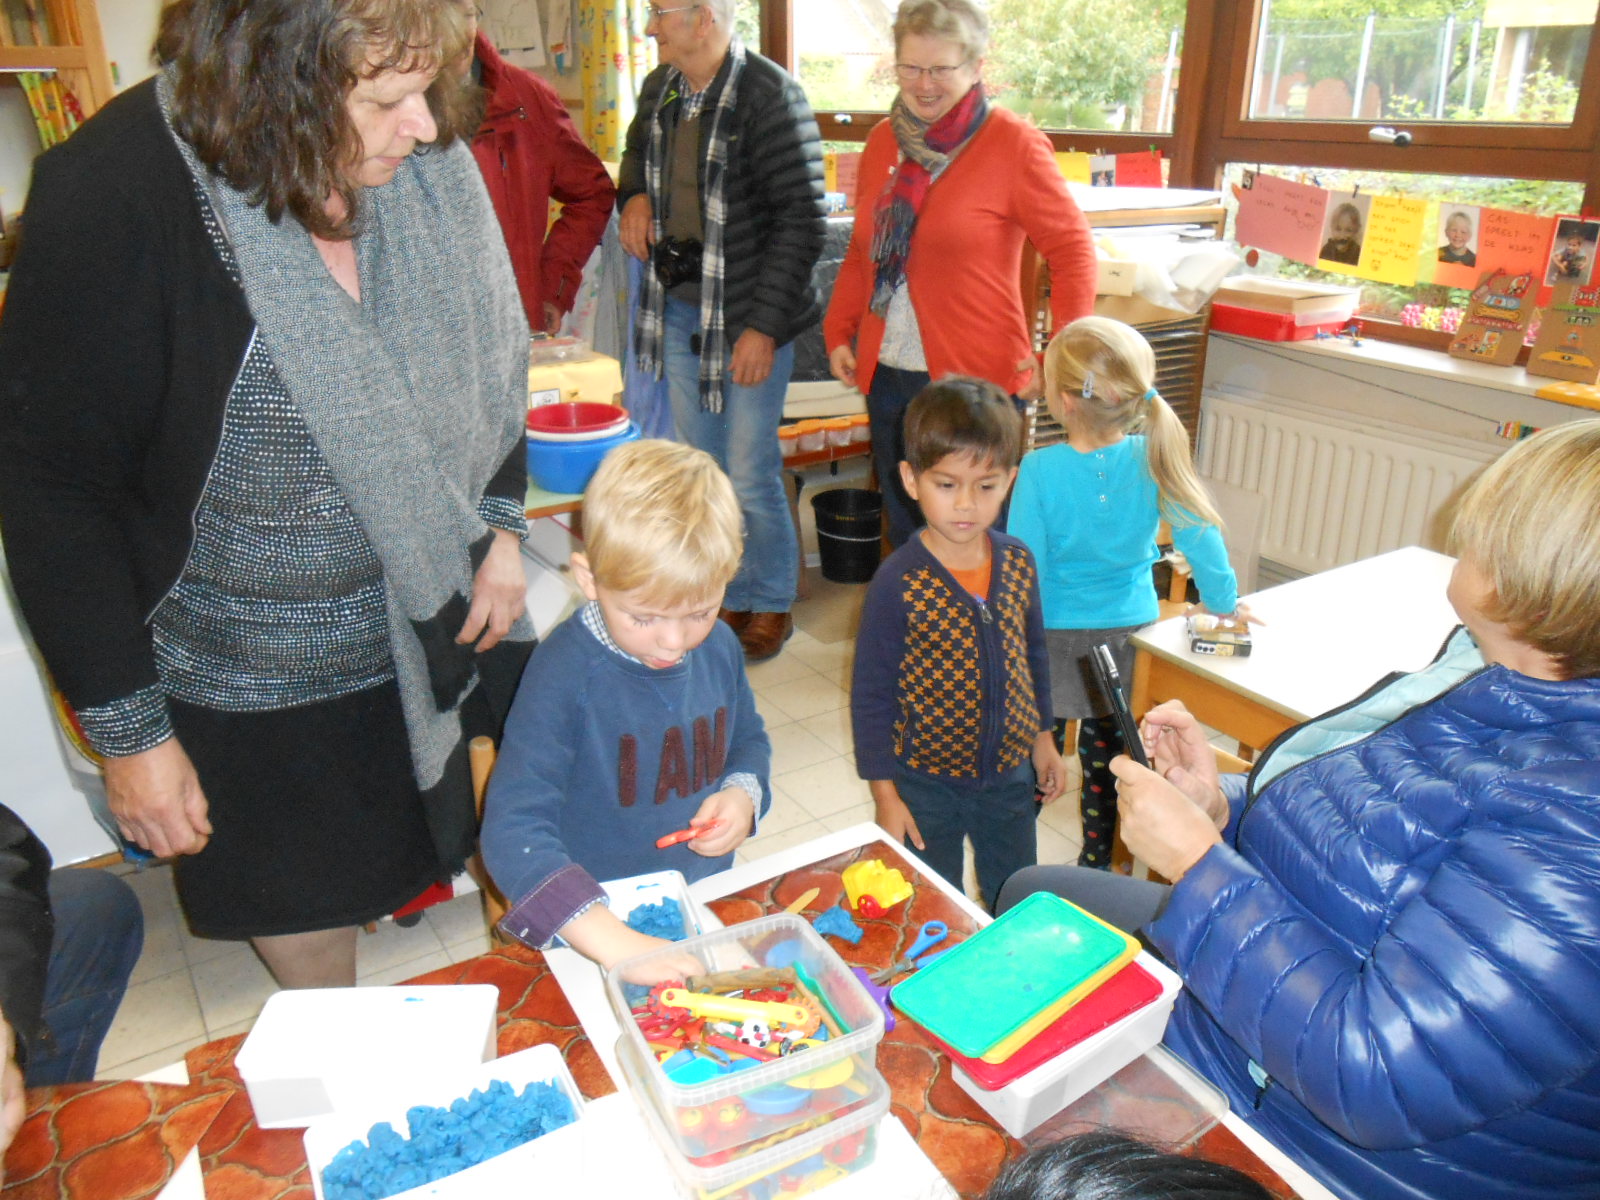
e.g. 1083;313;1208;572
76;175;525;758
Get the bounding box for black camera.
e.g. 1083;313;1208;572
653;235;704;289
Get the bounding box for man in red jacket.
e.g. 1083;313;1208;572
460;7;616;335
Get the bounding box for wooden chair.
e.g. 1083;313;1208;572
468;736;510;933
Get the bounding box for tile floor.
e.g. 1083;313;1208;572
91;561;1093;1081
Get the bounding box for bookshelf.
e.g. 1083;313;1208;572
1;0;114;121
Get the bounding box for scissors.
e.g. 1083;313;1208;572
870;920;948;984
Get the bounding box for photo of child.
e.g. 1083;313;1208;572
1437;207;1478;267
1318;194;1369;267
1546;217;1600;286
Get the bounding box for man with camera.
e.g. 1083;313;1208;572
618;0;826;663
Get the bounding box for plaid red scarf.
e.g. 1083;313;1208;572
869;83;989;315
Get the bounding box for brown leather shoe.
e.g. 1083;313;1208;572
739;611;794;663
718;608;752;634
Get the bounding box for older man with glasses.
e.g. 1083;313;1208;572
618;0;826;663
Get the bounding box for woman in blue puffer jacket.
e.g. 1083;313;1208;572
999;419;1600;1200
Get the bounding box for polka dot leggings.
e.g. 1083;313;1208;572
1053;716;1124;870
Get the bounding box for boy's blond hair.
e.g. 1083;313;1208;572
581;439;742;606
1448;419;1600;679
1043;316;1223;531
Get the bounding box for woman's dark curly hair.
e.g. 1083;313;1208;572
156;0;476;240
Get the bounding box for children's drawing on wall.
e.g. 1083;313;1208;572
1317;193;1370;269
1546;217;1599;287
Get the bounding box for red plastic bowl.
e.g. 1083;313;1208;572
526;401;629;437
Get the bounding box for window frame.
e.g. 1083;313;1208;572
764;1;1600;202
759;0;1600;347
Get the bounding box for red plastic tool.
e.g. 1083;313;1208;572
655;818;724;849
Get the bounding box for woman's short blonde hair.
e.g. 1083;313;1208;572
1448;419;1600;679
894;0;988;62
581;439;743;607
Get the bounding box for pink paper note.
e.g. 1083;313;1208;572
1234;172;1328;263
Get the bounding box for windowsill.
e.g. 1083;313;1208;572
1209;331;1600;412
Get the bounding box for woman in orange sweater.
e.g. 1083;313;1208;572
823;0;1096;547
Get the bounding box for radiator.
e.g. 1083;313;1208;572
1197;391;1499;577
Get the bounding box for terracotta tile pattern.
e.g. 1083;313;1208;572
4;842;1293;1200
3;1080;230;1200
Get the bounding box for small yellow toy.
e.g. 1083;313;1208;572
840;859;913;914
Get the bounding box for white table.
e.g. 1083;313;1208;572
1132;546;1459;752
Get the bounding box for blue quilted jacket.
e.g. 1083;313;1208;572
1151;627;1600;1200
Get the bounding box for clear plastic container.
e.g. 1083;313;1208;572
795;420;826;453
528;334;593;364
618;1033;888;1200
1020;1044;1226;1151
605;913;885;1159
848;413;871;443
778;424;802;458
821;416;853;447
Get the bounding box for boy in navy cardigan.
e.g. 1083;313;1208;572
851;380;1065;908
483;440;770;977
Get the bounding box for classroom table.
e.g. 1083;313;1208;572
2;828;1321;1200
1130;546;1460;753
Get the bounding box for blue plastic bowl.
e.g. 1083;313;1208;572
525;420;641;494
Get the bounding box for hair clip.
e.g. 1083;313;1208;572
1081;372;1095;399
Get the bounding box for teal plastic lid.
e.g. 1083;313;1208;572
889;892;1135;1059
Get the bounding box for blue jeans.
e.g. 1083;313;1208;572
23;866;144;1085
895;762;1038;911
866;365;930;550
664;298;798;613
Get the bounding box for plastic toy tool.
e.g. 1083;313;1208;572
655;818;724;849
840;859;913;914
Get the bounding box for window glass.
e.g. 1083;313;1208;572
1220;163;1584;325
1248;0;1598;125
795;0;1186;133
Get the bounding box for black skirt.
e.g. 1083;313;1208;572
170;681;450;940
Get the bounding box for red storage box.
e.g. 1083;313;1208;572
1210;302;1347;342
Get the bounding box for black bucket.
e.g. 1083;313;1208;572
810;488;883;583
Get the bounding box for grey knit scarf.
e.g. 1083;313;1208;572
159;75;532;794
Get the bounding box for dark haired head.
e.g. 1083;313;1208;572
985;1132;1274;1200
157;0;476;241
903;376;1024;474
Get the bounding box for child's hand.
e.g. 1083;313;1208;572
560;905;704;983
1189;601;1261;628
686;785;755;857
1031;729;1068;804
869;779;923;850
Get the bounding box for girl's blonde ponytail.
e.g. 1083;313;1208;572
1043;316;1222;531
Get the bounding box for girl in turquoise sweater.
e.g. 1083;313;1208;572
1009;317;1246;867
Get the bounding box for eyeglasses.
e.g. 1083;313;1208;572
894;61;971;82
646;3;700;19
